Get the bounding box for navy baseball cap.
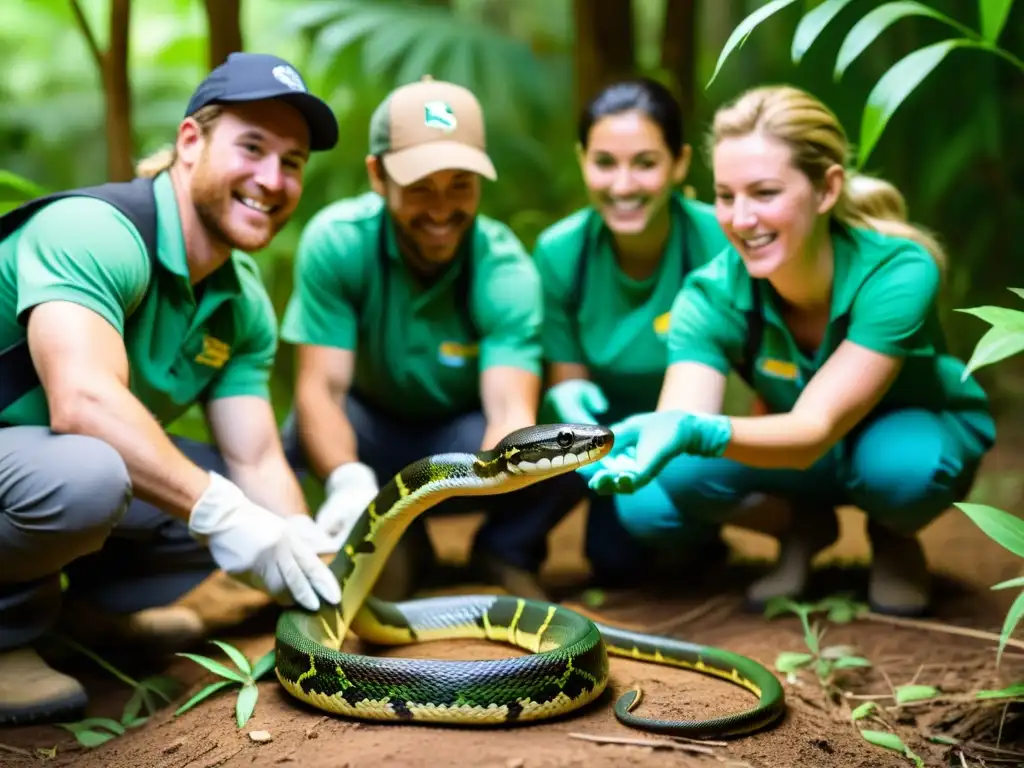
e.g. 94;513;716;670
185;52;339;152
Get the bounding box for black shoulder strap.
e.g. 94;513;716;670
0;177;158;416
736;278;764;388
375;213;479;340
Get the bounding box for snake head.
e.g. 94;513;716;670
494;424;613;477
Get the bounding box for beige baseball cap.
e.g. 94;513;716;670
368;75;497;186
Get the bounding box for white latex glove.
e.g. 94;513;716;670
283;514;341;557
188;472;342;611
316;461;379;546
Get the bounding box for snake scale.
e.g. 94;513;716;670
274;423;786;738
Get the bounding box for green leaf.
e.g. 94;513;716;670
209;640;252;677
251;649;277;681
834;1;978;81
0;169;45;201
139;674;181;704
73;729;118;749
895;684;940;704
775;650;814;673
851;701;877;720
857;39;975;168
706;0;802;89
236;683;259;728
121;689;144;724
763;595;805;619
176;652;247;683
958;322;1024;378
979;0;1015;42
976;681;1024;699
1008;287;1024;301
991;575;1024;590
816;596;867;623
926;734;960;744
833;656;873;669
996;591;1024;666
58;717;125;735
954;502;1024;558
860;729;908;753
174;680;235;717
956;305;1024;331
123;716;148;729
792;0;860;64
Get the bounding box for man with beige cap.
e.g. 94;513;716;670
280;76;579;600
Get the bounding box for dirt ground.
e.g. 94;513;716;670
4;424;1024;768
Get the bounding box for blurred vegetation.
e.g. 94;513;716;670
1;0;1021;440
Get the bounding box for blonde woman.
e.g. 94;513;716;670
585;84;996;617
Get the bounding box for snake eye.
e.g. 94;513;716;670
556;429;574;449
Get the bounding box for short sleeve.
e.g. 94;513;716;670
15;198;151;334
846;248;940;357
474;226;543;375
533;235;583;364
667;260;748;374
279;210;365;350
205;279;278;402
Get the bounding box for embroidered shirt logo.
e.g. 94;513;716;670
653;311;671;339
438;340;478;367
424;101;457;132
758;358;799;381
195;335;231;369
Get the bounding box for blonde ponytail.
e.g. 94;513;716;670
836;172;946;271
132;105;224;179
709;85;945;271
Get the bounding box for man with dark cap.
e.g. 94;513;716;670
0;52;341;725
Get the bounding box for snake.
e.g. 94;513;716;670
273;423;786;738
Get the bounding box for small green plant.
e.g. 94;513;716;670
175;641;276;728
765;595;872;694
49;634;181;749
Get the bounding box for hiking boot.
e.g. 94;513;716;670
0;647;88;725
745;506;839;612
867;522;930;617
57;600;206;652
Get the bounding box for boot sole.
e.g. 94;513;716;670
0;689;88;726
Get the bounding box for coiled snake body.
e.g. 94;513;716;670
274;424;786;737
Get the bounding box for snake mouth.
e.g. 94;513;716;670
506;444;607;476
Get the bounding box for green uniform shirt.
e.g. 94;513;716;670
667;222;996;455
534;193;730;424
0;171;279;427
280;191;543;422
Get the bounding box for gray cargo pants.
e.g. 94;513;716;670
0;426;220;652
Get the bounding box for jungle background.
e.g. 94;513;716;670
3;1;1024;767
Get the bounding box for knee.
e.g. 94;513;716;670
48;435;132;539
613;477;718;546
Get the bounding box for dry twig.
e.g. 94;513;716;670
860;612;1024;652
567;731;717;755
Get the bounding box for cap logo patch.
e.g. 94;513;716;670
423;101;457;132
272;65;306;92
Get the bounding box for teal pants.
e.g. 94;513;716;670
616;408;991;544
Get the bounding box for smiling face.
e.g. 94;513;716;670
712;131;842;278
180;101;309;253
368;160;481;273
578;109;690;235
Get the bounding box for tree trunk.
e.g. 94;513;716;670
104;0;133;181
204;0;243;69
660;0;698;125
572;0;635;118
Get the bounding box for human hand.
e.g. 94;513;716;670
587;411;733;494
316;461;379;546
187;472;342;611
283;514;340;556
543;379;608;426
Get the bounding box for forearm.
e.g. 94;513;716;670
480;367;539;451
226;450;309;517
50;383;210;521
295;387;359;479
719;412;830;470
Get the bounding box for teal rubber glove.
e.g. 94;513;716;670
543;379;608;425
588;410;733;495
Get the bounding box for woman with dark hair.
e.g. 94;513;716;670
534;78;739;588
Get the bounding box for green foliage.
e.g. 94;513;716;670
860;730;925;767
706;0;1024;167
955;288;1024;377
175;641;277;728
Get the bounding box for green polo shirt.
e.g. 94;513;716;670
534;193;729;424
280;191;542;422
667;222;996;456
0;171;278;427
